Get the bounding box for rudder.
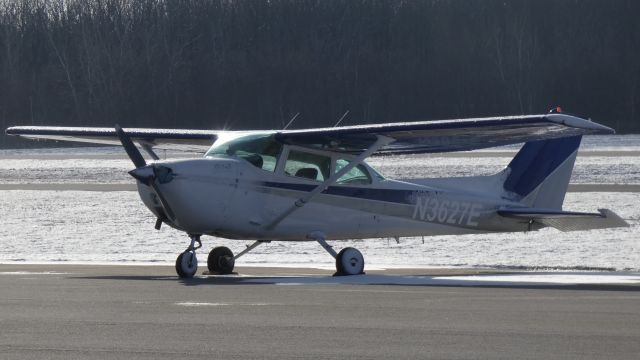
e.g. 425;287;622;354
502;136;582;209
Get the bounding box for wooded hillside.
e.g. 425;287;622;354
2;0;639;147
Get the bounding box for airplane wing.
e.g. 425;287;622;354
6;112;612;154
498;208;629;231
4;126;218;152
276;113;614;155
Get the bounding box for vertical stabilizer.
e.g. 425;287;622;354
502;136;581;209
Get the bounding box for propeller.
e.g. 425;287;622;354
115;124;146;168
115;124;177;223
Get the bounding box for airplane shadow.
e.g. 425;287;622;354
72;271;640;292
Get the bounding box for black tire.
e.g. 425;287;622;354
175;251;198;278
335;247;365;276
207;246;235;274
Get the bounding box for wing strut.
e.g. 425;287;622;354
141;143;160;160
264;135;393;230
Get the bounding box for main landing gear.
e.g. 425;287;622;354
335;247;365;276
207;246;235;274
174;232;363;278
308;231;365;276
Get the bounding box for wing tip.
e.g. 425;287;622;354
5;126;19;136
545;113;615;135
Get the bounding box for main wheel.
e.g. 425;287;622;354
176;251;198;278
335;247;365;276
207;246;235;274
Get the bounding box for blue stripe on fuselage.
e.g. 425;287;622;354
260;181;430;205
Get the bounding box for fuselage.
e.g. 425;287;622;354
136;134;532;241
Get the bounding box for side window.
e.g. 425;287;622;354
285;150;331;181
335;159;372;185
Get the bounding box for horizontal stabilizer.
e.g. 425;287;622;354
498;208;629;232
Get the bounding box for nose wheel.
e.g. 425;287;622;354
175;234;202;278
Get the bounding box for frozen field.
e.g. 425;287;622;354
0;134;638;270
1;155;639;185
1;190;638;270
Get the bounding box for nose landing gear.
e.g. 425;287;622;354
175;236;270;278
175;234;202;278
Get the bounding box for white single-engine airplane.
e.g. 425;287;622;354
5;110;629;278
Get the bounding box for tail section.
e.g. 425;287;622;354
502;136;582;209
497;135;629;230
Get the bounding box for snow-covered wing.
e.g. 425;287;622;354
5;126;218;151
6;113;613;154
276;114;614;155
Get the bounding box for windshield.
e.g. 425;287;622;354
205;134;282;172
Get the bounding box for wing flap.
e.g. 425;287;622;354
498;208;629;232
5;126;217;151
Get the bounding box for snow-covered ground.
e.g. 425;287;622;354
1;190;637;270
0;134;638;269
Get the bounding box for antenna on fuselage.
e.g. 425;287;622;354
333;110;350;127
282;112;301;130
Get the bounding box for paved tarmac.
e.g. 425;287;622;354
1;264;639;359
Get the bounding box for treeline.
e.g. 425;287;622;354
1;0;639;147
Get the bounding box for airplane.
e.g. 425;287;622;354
5;110;629;278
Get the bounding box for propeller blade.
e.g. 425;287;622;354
115;124;146;168
150;181;176;221
115;124;177;223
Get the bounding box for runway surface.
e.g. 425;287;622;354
1;264;639;359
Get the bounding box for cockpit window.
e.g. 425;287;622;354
335;159;372;185
205;134;282;172
285;150;331;181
